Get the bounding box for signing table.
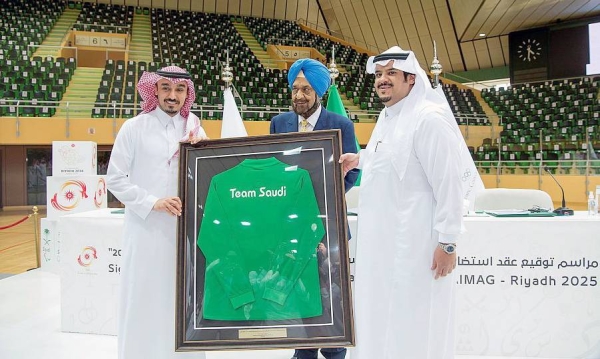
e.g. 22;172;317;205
451;213;600;358
57;209;600;357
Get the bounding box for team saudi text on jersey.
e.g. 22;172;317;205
197;157;326;321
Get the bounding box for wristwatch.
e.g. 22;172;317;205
438;242;456;254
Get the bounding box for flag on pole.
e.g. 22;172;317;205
221;88;248;138
326;84;362;186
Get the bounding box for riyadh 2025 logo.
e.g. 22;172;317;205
50;178;107;212
51;180;88;211
94;178;107;207
77;246;98;267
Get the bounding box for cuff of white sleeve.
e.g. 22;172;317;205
438;233;458;243
357;149;367;170
138;195;159;220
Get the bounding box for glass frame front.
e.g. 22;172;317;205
176;130;354;351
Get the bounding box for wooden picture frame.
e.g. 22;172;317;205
175;130;354;351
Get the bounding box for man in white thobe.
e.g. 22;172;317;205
339;46;466;358
107;66;207;359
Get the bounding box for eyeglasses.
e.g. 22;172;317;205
292;87;314;96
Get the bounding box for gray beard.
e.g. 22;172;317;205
294;99;320;119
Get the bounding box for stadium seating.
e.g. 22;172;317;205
0;56;75;117
2;0;598;178
72;2;133;33
0;0;62;61
479;77;600;174
1;1;493;126
0;1;68;116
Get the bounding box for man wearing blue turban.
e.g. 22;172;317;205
270;58;359;359
286;58;332;99
270;58;359;191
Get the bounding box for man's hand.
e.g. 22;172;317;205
317;243;327;256
338;153;360;176
184;130;209;144
153;197;182;216
431;246;456;280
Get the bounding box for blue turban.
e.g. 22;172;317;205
288;58;330;97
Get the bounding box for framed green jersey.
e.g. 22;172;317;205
176;130;354;351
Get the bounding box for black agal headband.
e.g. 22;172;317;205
156;70;191;79
372;52;410;63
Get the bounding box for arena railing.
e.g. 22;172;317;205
474;158;600;179
2;101;597;178
441;72;496;91
0;99;291;137
27;44;79;58
266;37;314;48
474;129;600;181
26;45;150;62
1;99;494;134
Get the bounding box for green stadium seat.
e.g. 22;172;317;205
91;107;106;118
38;106;55;117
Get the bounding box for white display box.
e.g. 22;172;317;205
52;141;97;176
46;175;107;220
59;209;123;335
40;218;60;274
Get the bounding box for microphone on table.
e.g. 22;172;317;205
543;166;574;216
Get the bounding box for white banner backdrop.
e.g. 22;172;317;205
349;214;600;358
59;209;123;335
58;210;600;358
454;215;600;358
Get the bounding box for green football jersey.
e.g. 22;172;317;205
197;157;326;321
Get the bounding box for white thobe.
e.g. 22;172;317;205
107;108;207;359
352;97;464;359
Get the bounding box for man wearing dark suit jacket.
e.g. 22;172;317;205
270;58;358;359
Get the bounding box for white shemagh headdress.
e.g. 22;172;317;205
366;46;484;207
366;47;431;93
138;65;196;119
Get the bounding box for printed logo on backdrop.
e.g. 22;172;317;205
77;246;99;276
57;143;88;174
50;179;106;212
94;178;107;208
50;180;88;212
77;246;97;267
42;228;52;262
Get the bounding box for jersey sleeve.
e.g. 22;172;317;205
197;178;255;309
262;171;325;305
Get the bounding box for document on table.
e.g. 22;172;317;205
484;209;556;217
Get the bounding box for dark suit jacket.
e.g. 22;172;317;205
270;107;359;192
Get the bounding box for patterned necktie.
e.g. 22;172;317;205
300;119;309;132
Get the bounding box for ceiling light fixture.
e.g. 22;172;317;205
479;33;486;37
